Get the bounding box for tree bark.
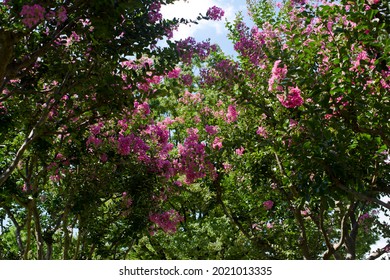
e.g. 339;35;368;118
344;203;359;260
31;200;45;260
0;30;18;88
24;209;32;260
367;244;390;260
4;207;25;258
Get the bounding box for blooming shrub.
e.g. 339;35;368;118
20;4;46;28
206;6;225;21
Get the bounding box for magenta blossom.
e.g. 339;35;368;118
205;125;218;135
263;200;274;210
206;6;225;21
268;60;288;92
256;126;268;138
148;2;162;23
20;4;46;28
181;74;193;86
277;87;304;108
212;137;223;150
57;6;68;23
177;128;213;184
167;67;181;79
226;105;238;123
289;119;298;128
266;222;274;229
235;146;245;156
149;209;184;234
100;153;108;163
222;162;232;171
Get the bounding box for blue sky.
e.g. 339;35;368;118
161;0;251;56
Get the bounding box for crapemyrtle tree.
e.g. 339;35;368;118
131;0;389;260
2;0;389;260
0;0;216;259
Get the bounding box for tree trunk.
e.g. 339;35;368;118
31;200;45;260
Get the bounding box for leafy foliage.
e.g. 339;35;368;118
1;0;389;260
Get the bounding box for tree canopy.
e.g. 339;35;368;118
1;0;389;260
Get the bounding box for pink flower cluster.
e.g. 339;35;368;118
367;0;380;5
86;106;177;178
215;59;239;80
47;154;71;183
206;6;225;21
65;31;81;47
268;60;288;92
178;91;202;105
181;74;193;86
149;209;184;234
142;122;175;176
234;24;266;66
289;119;298;128
212;137;223;150
20;4;46;28
358;210;377;224
87;135;103;147
235;146;245;156
225;105;238;123
349;50;373;72
380;67;390;90
121;57;154;70
277;87;304;108
199;68;218;85
177;128;213;184
176;37;217;64
222;162;232;171
167;67;181;79
135;74;162;93
133;101;151;117
291;0;308;5
143;123;170;145
56;6;68;23
263;200;274;210
117;134;150;161
20;5;67;28
0;102;7;114
148;1;162;23
205;125;218;135
256;126;268;138
200;59;239;85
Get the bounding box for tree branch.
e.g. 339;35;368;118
4;206;25;256
292;205;312;259
273;152;311;259
214;171;275;254
335;180;390;211
0;109;48;187
322;163;390;211
5;20;76;80
320;200;335;259
30;199;45;260
334;202;357;252
0;72;70;187
344;203;359;259
23;206;32;260
0;29;24;87
366;244;390;260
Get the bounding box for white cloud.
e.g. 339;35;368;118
161;0;242;40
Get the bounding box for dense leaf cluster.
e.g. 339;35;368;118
1;0;389;260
